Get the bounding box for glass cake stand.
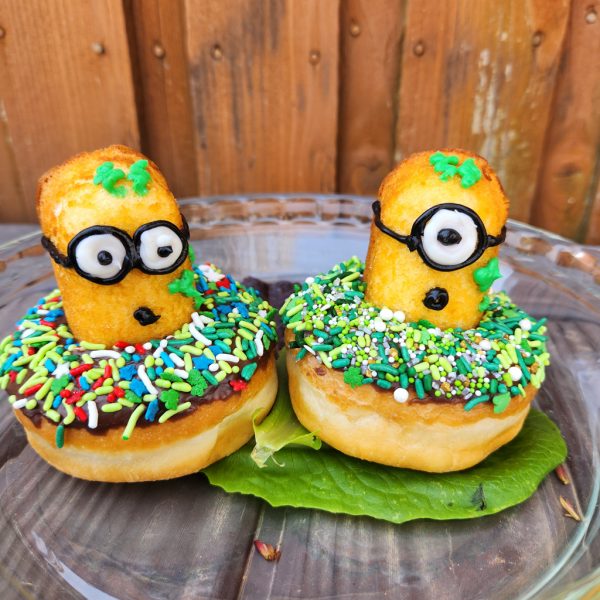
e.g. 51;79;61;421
0;195;597;600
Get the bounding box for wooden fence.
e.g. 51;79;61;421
1;0;599;243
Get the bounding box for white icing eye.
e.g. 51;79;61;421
138;225;183;271
74;234;127;280
421;209;478;266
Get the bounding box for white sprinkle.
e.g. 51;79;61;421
37;309;49;315
394;310;406;323
191;312;204;328
90;350;121;359
153;339;168;358
53;363;71;378
189;323;211;346
380;308;394;321
198;264;222;282
393;388;409;403
216;353;239;363
87;401;98;429
373;318;386;333
509;366;523;382
20;328;36;338
479;339;492;351
143;342;152;351
255;330;264;357
304;344;316;355
12;399;28;409
305;276;315;285
169;353;185;368
519;318;532;331
137;365;158;395
208;363;219;372
125;346;136;354
173;369;189;379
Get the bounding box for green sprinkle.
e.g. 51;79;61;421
158;401;192;423
55;424;65;448
241;362;258;381
122;404;146;440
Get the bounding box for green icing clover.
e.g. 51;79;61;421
473;257;501;292
457;158;482;188
429;152;482;188
187;369;208;396
492;392;511;414
343;366;364;389
128;159;152;196
93;162;127;197
161;389;180;411
168;269;203;307
429;152;459;181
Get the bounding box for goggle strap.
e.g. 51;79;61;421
41;235;73;268
372;201;418;252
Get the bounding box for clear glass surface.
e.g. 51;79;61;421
0;195;597;599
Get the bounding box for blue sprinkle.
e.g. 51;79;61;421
227;276;237;292
212;309;219;319
65;338;74;346
13;340;22;347
52;395;62;409
261;323;274;336
217;305;232;315
44;359;56;373
1;354;18;374
233;302;249;318
209;345;222;356
196;276;208;292
79;377;91;390
145;399;159;422
130;378;148;397
131;353;142;363
193;356;212;370
119;365;137;381
160;352;174;368
155;366;164;376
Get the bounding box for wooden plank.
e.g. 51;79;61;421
586;184;600;244
0;0;139;218
531;0;600;241
126;0;199;198
396;0;570;222
337;0;404;195
184;0;339;194
0;104;27;222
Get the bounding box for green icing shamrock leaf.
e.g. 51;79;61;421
168;269;203;307
161;389;180;411
429;152;460;181
93;162;127;197
457;158;482;188
188;369;208;396
51;375;70;395
127;159;152;196
125;390;142;404
343;366;363;389
473;257;502;292
478;294;492;312
493;392;511;414
188;245;196;264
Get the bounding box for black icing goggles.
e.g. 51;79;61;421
42;217;190;285
372;201;506;272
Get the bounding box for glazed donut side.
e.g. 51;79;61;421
15;355;277;482
285;335;533;472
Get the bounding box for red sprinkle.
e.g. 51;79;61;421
47;296;60;303
216;277;231;289
59;389;72;399
107;393;116;403
8;371;17;383
27;347;36;356
230;379;248;392
66;391;84;405
134;344;146;355
92;377;105;390
39;320;56;328
70;364;93;376
104;365;112;379
114;341;129;349
73;406;87;422
113;387;125;398
23;383;43;396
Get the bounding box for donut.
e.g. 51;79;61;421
283;150;549;472
0;146;278;482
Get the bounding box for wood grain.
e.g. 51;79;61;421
337;0;405;195
395;0;570;222
0;0;139;220
126;0;199;199
183;0;339;194
531;0;600;241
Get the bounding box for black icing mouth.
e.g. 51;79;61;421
133;307;161;326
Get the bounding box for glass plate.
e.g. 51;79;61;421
0;195;598;600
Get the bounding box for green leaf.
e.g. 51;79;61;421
250;353;321;468
204;409;566;524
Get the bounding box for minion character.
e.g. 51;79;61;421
364;150;508;330
37;145;194;346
